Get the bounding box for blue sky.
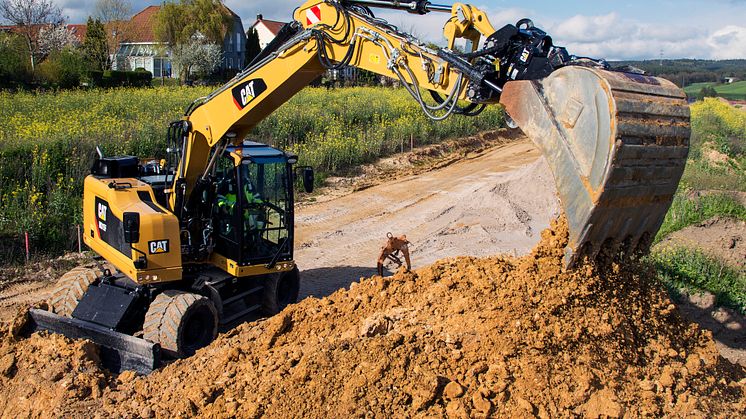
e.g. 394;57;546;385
54;0;746;60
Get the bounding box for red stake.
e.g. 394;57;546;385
24;232;30;263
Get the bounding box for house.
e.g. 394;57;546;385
222;7;246;72
111;6;171;77
112;5;246;78
247;15;287;49
723;77;740;84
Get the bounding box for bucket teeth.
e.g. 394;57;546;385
501;66;690;267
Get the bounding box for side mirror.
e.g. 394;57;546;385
302;167;314;193
123;212;140;244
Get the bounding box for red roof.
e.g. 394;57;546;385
67;24;87;42
0;23;86;43
250;19;286;36
126;5;160;43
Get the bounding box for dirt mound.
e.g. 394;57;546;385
2;218;745;417
0;307;107;417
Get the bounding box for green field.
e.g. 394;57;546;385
684;81;746;100
0;86;503;260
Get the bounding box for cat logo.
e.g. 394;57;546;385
231;79;267;110
97;202;107;221
148;240;170;255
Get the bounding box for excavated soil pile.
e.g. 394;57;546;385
1;218;745;417
0;304;108;417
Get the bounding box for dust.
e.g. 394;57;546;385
2;216;743;417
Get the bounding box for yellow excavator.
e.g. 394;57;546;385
27;0;690;373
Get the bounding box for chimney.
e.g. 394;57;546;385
257;14;263;21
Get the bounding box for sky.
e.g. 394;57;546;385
52;0;746;60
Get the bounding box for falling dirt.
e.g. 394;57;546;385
1;217;744;417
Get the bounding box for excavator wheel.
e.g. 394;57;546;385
262;267;300;315
49;263;114;317
143;290;218;358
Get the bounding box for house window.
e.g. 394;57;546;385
228;57;233;69
153;58;162;78
236;32;242;50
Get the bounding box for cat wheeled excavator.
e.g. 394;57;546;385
27;0;690;373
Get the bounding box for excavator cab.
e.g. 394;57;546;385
213;142;294;265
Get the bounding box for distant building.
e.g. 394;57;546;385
247;15;287;49
222;8;247;72
112;5;246;77
111;6;171;77
723;77;740;84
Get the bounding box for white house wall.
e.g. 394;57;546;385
254;23;277;49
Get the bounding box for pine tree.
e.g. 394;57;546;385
245;28;261;65
82;17;109;71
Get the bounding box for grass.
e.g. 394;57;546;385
652;247;746;315
684;81;746;100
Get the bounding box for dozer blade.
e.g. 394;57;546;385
500;66;690;266
26;309;161;374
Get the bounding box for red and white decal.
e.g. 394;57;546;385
306;5;321;26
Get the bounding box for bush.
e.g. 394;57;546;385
36;48;87;88
88;69;153;88
0;33;31;87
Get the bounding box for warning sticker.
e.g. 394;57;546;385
306;5;321;26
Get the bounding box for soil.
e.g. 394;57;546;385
0;131;744;416
655;217;745;272
0;253;94;319
654;216;746;367
1;217;744;417
296;138;559;299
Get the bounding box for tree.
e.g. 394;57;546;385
155;0;233;82
155;0;231;46
172;31;222;81
37;47;86;88
94;0;130;22
245;27;260;65
0;0;63;71
37;24;77;56
82;17;109;71
698;85;718;100
0;32;31;86
94;0;131;68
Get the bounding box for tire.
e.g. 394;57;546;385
143;290;218;358
49;266;101;317
262;267;300;315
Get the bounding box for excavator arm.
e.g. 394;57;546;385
170;0;689;266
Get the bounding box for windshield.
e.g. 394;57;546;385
238;160;291;262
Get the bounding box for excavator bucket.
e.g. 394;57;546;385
500;66;690;266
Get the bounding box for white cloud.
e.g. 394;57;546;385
707;25;746;59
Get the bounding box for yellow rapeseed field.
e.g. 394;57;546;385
0;86;503;258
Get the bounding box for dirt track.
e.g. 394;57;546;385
296;139;559;299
